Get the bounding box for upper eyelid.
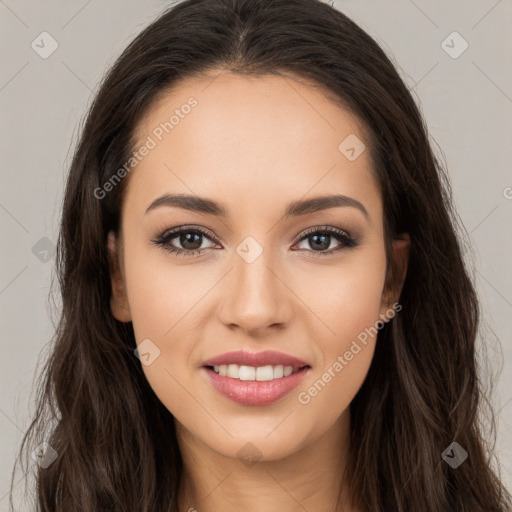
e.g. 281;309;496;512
299;225;351;237
161;225;219;242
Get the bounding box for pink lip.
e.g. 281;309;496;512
201;350;311;406
202;366;311;406
202;350;310;368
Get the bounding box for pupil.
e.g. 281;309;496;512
181;232;201;250
310;234;330;251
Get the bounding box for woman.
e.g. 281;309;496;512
9;0;511;510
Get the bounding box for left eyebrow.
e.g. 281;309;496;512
283;194;369;221
145;193;370;221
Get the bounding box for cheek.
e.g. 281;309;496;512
296;339;375;434
293;248;387;344
124;246;210;341
123;252;208;418
291;248;386;414
121;243;220;398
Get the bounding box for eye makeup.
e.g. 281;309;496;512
150;224;360;259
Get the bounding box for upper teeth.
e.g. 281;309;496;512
212;364;298;381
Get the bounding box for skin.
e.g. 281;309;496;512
108;70;410;512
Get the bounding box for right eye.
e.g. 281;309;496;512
151;226;219;257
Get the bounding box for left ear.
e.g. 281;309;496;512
379;233;410;316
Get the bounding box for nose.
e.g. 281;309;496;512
217;248;293;335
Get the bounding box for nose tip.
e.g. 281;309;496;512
218;256;292;334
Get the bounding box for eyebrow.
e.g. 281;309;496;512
145;193;369;220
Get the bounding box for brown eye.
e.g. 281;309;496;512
152;226;218;256
177;231;203;250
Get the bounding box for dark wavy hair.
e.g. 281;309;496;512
9;0;511;510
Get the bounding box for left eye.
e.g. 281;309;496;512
293;226;357;256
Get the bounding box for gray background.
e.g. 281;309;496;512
1;0;511;508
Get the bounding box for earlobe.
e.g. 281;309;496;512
380;233;410;316
107;230;132;323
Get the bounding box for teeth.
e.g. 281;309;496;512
239;365;256;380
211;364;302;381
273;365;284;378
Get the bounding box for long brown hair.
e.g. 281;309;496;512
9;0;511;510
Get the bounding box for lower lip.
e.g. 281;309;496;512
202;366;310;406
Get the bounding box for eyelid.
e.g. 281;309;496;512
155;224;219;243
295;225;352;242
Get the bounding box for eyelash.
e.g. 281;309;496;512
151;225;359;258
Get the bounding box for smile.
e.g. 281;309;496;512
210;363;303;381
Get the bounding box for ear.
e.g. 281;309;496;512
107;230;132;323
379;233;410;317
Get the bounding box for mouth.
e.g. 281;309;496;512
201;350;312;406
205;363;310;381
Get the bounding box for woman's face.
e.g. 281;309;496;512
108;71;407;461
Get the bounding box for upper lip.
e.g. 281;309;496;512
202;350;310;368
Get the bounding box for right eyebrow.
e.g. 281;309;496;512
145;194;228;216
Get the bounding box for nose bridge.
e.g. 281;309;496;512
219;235;291;331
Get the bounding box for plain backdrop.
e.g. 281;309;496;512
1;0;511;509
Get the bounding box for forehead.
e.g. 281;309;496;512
125;71;382;224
